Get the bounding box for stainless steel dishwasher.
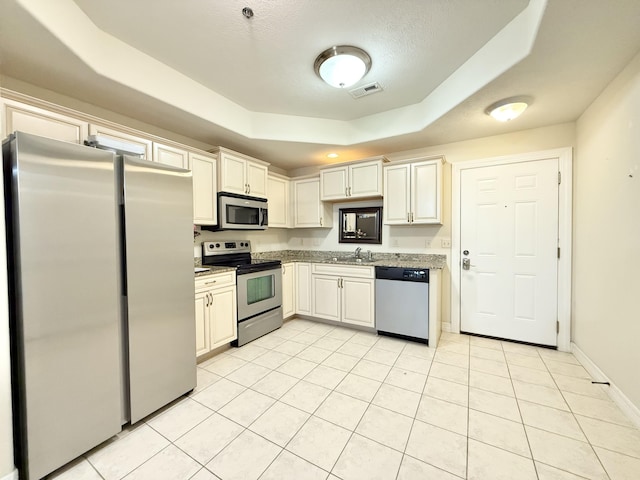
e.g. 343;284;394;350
375;266;429;343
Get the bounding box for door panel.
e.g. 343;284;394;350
342;278;374;327
460;158;558;346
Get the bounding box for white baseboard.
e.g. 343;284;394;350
571;342;640;428
441;322;452;333
0;468;18;480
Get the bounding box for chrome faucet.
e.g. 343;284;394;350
354;247;362;258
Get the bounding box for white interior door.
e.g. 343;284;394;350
460;158;559;346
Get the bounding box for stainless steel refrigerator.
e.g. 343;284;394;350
3;132;196;479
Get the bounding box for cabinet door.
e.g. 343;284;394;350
341;277;375;328
195;291;210;356
1;99;88;144
293;178;321;227
312;275;341;321
209;285;238;350
349;160;382;198
219;152;247;195
383;164;411;224
153;143;188;168
295;263;312;315
246;162;268;198
190;152;217;225
411;161;441;224
89;124;152;160
267;175;290;227
320;166;348;200
282;263;295;318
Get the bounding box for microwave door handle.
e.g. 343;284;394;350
260;208;268;226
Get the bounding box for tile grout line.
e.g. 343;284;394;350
502;339;539;480
541;353;614;480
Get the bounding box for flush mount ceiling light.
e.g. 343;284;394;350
314;45;372;88
327;153;339;159
486;97;531;122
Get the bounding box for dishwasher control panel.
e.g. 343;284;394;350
375;266;429;283
403;270;427;280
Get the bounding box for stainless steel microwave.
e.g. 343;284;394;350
217;193;268;230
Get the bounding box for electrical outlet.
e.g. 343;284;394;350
425;239;431;248
392;239;399;247
441;238;451;248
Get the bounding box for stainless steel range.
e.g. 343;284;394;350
202;241;283;346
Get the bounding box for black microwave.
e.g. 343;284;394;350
216;192;268;230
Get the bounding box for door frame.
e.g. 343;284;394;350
451;148;573;351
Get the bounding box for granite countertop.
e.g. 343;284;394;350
252;250;446;270
194;265;236;278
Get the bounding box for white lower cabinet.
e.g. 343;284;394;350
295;262;312;315
195;272;237;356
311;264;375;328
282;263;295;318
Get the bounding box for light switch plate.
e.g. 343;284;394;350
441;239;451;248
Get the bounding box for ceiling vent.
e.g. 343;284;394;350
349;82;383;99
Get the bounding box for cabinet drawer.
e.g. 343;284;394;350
195;271;236;291
312;263;374;279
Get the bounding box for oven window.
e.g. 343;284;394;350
246;274;274;304
227;204;260;225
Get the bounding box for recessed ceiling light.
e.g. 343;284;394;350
486;97;531;122
314;46;371;89
327;153;339;159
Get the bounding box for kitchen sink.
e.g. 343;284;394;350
325;256;379;264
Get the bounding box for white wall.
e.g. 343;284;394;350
194;228;289;259
573;52;640;409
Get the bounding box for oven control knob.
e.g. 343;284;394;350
215;243;220;248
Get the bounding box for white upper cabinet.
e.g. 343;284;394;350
292;176;332;228
246;161;268;198
267;174;290;228
1;98;88;144
189;151;217;226
320;158;384;201
215;147;269;198
153;142;188;168
383;157;443;225
89;124;153;160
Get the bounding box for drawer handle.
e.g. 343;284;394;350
205;280;217;285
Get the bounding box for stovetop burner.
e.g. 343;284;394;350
201;240;281;274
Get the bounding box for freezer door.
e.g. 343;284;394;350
122;156;196;423
4;132;122;479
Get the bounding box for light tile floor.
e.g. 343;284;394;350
49;319;640;479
